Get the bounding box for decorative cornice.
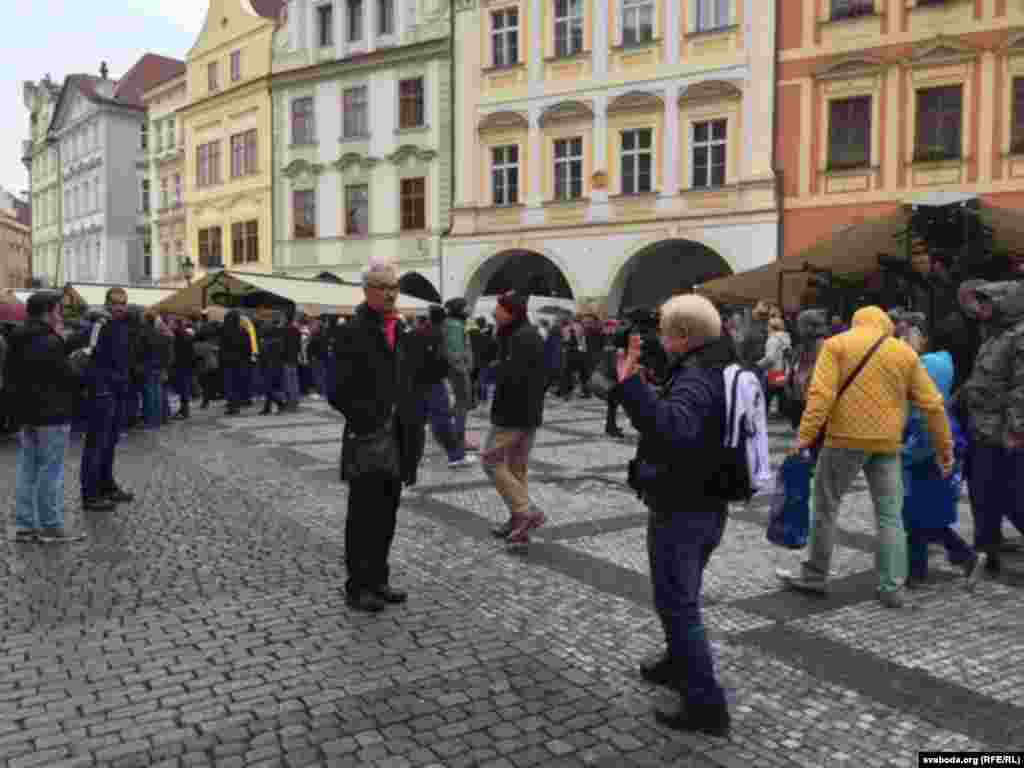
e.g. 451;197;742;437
282;158;326;178
538;100;595;128
677;80;743;105
478;111;529;133
607;90;664;115
333;152;379;172
386;145;438;164
812;54;886;81
999;28;1024;55
903;36;980;68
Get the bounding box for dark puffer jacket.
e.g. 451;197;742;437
6;319;79;426
491;318;546;430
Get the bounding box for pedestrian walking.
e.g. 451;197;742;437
442;298;475;454
781;306;954;608
7;291;85;543
220;312;250;416
483;291;547;550
615;294;733;737
172;318;195;420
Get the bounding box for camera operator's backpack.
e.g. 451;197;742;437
706;365;770;502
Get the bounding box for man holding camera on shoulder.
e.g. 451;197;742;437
614;294;733;738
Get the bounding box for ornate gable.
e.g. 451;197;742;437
607;91;664;115
677;80;743;106
332;152;379;172
538;100;594;128
905;36;979;68
813;54;885;81
281;158;325;179
478;111;529;133
387;145;438;165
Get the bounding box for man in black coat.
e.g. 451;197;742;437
330;260;444;612
482;291;547;550
172;319;196;420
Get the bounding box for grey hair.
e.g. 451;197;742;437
362;257;398;286
659;294;722;345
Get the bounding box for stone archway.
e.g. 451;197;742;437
464;249;574;307
606;239;731;317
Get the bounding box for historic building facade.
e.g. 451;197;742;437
269;0;450;292
776;0;1024;260
447;0;778;314
181;0;284;283
0;194;32;291
23;76;63;286
143;68;188;284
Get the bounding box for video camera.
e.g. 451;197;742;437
614;307;668;382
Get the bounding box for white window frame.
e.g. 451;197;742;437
622;0;655;46
342;85;369;138
346;0;364;42
620;128;653;194
491;9;519;68
554;0;585;58
491;145;520;205
378;0;395;35
553;137;584;200
695;0;730;32
691;119;727;189
316;3;334;47
345;184;370;236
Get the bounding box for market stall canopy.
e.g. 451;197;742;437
150;271;432;317
65;283;177;309
697;210;913;311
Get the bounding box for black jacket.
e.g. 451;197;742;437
174;329;195;373
330;303;445;484
260;327;284;369
219;313;250;366
491;319;547;430
618;337;736;511
6;320;78;426
282;326;301;366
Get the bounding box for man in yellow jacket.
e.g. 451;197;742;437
782;306;954;608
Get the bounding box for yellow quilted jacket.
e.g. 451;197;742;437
798;306;953;459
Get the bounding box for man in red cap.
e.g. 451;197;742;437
483;290;548;550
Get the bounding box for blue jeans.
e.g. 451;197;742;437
647;503;728;710
907;526;973;581
427;382;462;462
16;424;70;531
282;365;300;406
81;394;120;501
143;371;162;428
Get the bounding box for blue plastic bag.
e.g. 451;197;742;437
766;454;813;549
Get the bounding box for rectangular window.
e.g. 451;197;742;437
292;97;316;145
830;0;874;20
828;96;871;170
230;129;258;178
692;119;727;189
232;220;260;264
141;179;150;213
400;178;426;230
343;86;369;138
915;85;962;162
347;0;364;41
161;177;169;209
554;0;584;58
154;121;164;153
345;185;370;236
197;141;220;187
553;137;584;200
491;145;520;205
379;0;394;34
491;9;519;68
399;78;425;129
140;122;148;151
317;3;334;46
198;226;223;268
208;61;219;92
143;239;152;278
293;190;317;239
230;50;241;82
620;128;653;194
174;174;182;206
166;119;175;150
1013;78;1024;154
622;0;655;45
695;0;730;31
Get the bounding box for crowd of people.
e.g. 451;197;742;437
3;263;1023;741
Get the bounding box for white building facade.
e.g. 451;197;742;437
23;76;63;286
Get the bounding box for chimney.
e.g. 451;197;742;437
100;61;109;79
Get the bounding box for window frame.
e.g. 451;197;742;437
1013;77;1024;155
400;177;427;231
208;61;219;92
342;85;369;138
553;0;585;59
291;97;316;145
695;0;730;32
347;0;364;42
491;145;520;206
827;95;872;171
198;225;223;268
230;50;241;82
914;85;963;163
553;136;584;201
293;190;317;239
378;0;395;35
230;129;258;178
622;0;655;46
398;77;425;129
231;220;260;264
491;8;520;68
345;184;370;237
316;3;334;47
620;127;654;195
141;179;150;214
829;0;875;21
691;118;728;189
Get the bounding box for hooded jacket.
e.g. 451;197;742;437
960;280;1024;444
798;306;953;459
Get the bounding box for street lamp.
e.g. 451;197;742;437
180;255;195;286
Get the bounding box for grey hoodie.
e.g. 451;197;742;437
961;281;1024;443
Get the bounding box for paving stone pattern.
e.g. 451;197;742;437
1;394;1022;768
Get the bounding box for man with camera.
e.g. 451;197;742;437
614;294;733;738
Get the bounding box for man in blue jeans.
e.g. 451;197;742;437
6;291;85;543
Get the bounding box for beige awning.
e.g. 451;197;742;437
150;271;432;317
698;210;912;311
65;283;178;308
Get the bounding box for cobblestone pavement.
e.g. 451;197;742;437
1;393;1022;768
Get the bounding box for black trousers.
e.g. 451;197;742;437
605;390;620;431
345;473;403;596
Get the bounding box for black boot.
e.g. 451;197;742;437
655;700;731;738
640;654;685;689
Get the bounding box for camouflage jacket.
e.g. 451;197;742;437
961;281;1024;444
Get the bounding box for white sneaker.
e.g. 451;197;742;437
309;394;322;400
448;456;479;469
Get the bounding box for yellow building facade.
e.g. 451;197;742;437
449;0;779;314
181;0;282;281
143;71;188;285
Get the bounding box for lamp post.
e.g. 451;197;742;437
180;256;195;287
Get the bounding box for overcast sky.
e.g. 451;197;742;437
2;0;207;200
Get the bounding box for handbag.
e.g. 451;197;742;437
809;334;888;454
340;418;400;482
766;370;787;389
766;454;813;549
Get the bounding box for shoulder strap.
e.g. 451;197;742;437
835;334;887;404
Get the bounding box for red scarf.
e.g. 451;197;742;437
382;313;399;349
